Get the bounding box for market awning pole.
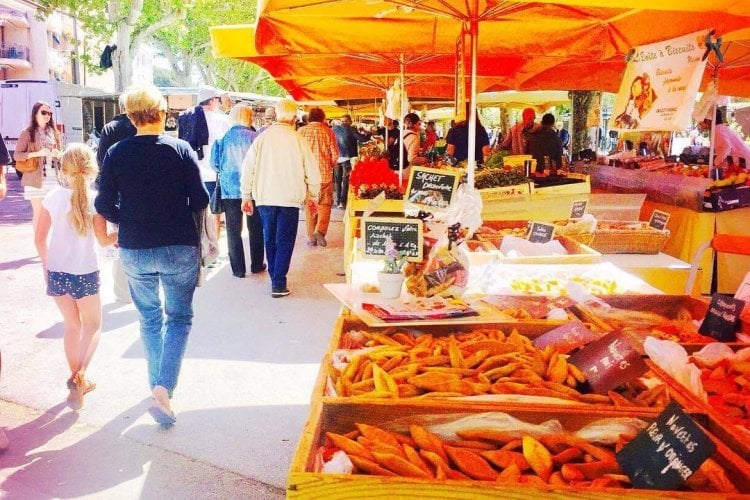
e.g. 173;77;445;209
399;56;405;186
708;73;719;169
467;18;479;191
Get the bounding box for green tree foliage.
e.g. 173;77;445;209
151;0;284;95
37;0;282;94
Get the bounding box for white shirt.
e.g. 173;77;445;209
240;122;321;208
197;110;230;182
42;187;98;275
714;124;750;166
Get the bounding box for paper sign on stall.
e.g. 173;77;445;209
648;210;670;230
570;200;588;219
568;331;648;394
616;402;715;490
363;191;387;219
527;222;555;243
609;31;708;132
362;217;423;262
533;321;599;354
698;294;745;341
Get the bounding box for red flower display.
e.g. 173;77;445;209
349;159;405;199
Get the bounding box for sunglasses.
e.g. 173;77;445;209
39;111;52;116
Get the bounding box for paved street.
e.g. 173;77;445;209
0;174;346;498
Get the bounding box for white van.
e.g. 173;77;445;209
0;80;93;162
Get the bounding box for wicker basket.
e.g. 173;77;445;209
569;221;670;254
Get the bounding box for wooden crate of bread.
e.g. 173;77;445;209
649;352;750;462
320;316;699;413
573;295;750;350
287;400;750;498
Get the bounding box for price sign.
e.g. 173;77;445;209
405;166;460;209
570;200;588;219
363;191;387;219
568;331;648;394
648;210;671;230
533;321;600;354
362;217;423;262
528;222;555;243
698;294;745;341
617;402;716;490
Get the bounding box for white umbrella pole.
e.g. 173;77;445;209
399;57;406;186
467;19;479;191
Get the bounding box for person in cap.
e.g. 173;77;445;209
699;108;750;168
240;99;321;298
502;107;538;155
178;85;229;266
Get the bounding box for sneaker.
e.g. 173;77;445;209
337;203;344;209
271;287;290;298
306;239;317;247
313;231;327;247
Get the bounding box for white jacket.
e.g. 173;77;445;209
240;122;321;208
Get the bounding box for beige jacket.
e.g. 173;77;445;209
240;122;321;208
14;127;60;188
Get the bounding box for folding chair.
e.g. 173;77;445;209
685;233;750;294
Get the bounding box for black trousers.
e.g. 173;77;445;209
333;160;352;206
223;198;265;276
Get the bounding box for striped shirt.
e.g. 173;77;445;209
298;122;339;184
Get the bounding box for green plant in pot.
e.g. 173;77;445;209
378;235;406;299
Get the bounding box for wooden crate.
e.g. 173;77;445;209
479;182;532;204
650;357;750;462
320;316;700;414
287;400;750;498
573;295;750;352
530;173;591;197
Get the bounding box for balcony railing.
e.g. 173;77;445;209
0;44;30;62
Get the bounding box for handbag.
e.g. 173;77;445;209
209;177;223;214
14;157;37;174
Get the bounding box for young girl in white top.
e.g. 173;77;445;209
34;143;117;410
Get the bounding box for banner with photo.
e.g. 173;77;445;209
609;31;708;132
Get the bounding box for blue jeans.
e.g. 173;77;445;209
120;245;199;397
257;205;299;290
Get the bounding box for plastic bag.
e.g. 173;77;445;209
643;337;707;402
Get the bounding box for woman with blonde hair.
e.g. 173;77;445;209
14;101;62;234
35;143;117;410
211;103;265;277
96;85;208;426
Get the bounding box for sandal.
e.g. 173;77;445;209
67;372;96;410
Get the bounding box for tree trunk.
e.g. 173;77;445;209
114;29;133;91
570;90;601;156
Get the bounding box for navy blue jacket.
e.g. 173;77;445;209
178;106;209;160
95;135;209;249
96;114;137;167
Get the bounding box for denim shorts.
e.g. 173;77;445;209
47;270;100;299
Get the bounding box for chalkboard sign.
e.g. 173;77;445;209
405;166;460;209
698;294;745;341
362;217;423;262
648;210;671;230
617;402;716;490
533;321;599;354
570;200;588;219
568;331;648;394
527;222;555;243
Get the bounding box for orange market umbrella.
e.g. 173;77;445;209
247;1;750;185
